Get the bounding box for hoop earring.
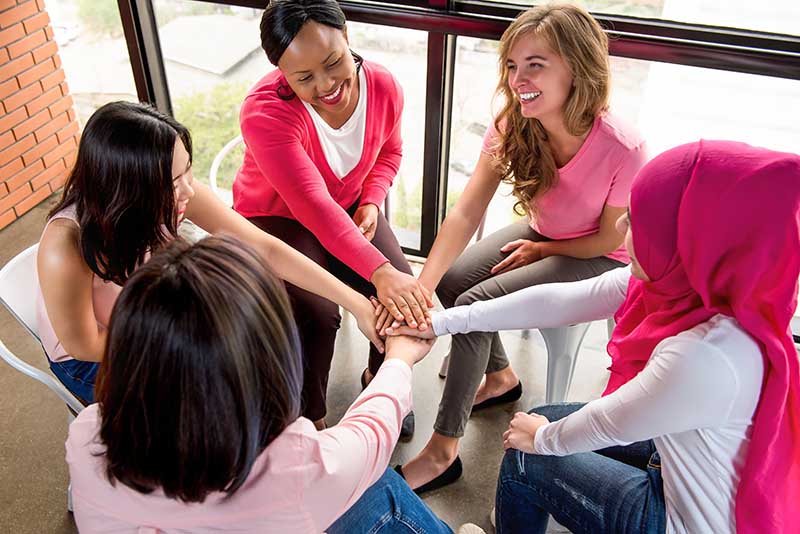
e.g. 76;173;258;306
351;49;364;73
276;80;295;101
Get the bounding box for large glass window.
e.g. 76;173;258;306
448;35;800;238
347;21;427;250
153;1;260;196
153;2;427;248
459;0;799;36
46;0;138;130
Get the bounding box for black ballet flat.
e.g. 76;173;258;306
471;381;523;413
400;411;415;440
394;456;463;496
362;367;414;439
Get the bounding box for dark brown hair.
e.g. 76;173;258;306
95;235;303;503
49;101;192;285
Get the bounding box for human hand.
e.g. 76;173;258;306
490;239;543;275
370;297;394;337
385;334;435;366
353;295;384;353
353;203;379;241
502;411;550;454
371;264;433;330
384;315;437;339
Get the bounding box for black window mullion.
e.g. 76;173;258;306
418;31;456;256
117;0;172;114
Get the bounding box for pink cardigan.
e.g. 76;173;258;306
66;359;413;533
233;61;403;281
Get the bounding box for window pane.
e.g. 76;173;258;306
347;21;428;250
461;0;799;36
153;1;260;204
153;2;427;249
448;35;800;240
448;37;519;243
47;0;138;129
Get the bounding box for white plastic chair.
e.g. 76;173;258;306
436;213;615;403
0;243;83;511
208;135;242;206
209;135;407;222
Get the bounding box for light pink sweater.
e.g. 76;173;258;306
66;359;413;533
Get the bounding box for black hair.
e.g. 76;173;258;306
49;101;192;285
95;235;303;503
261;0;364;100
260;0;347;65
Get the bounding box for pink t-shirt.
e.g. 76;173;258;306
482;113;647;263
36;205;122;363
66;359;413;534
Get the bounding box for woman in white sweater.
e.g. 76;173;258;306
389;140;800;534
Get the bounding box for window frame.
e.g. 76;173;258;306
118;0;800;256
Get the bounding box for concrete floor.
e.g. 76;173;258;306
0;195;613;533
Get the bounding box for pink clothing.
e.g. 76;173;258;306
36;205;121;363
482;113;647;263
66;358;413;533
233;61;403;281
606;141;800;533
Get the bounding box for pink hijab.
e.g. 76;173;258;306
604;140;800;533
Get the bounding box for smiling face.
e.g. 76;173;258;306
171;138;194;223
616;208;650;282
504;33;574;124
277;21;358;122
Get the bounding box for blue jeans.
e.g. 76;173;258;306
329;468;453;534
496;403;666;534
48;357;98;404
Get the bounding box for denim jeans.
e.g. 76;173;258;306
48;357;98;404
496;403;666;534
328;468;453;534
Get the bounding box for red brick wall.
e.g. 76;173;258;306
0;0;78;230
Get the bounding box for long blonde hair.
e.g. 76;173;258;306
493;3;610;216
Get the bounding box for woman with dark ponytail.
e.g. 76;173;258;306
66;236;453;534
233;0;430;434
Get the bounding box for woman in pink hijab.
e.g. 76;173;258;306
389;140;800;533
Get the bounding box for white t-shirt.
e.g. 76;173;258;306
302;68;367;179
432;266;764;534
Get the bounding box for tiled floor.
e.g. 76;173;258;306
0;195;613;533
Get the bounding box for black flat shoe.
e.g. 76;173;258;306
400;411;415;440
394;456;463;496
471;381;522;413
363;368;414;439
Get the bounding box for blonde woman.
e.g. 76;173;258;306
390;4;649;493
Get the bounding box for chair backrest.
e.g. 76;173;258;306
0;243;84;414
0;243;40;340
208;135;242;206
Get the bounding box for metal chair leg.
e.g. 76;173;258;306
439;353;450;378
540;323;591;404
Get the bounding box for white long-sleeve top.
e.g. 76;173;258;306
432;267;763;534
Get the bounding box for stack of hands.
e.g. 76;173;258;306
355;285;550;455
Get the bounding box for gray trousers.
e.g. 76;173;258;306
434;222;624;437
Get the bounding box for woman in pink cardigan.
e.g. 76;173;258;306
233;0;429;434
66;235;453;534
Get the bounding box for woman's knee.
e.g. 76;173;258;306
291;292;342;332
528;402;585;422
454;283;495;307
